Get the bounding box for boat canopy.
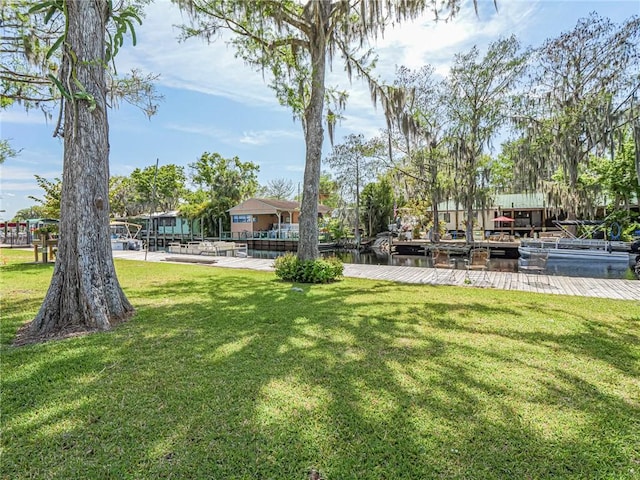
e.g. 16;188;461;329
553;220;603;226
552;219;610;240
110;221;142;238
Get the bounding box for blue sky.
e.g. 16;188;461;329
1;0;638;220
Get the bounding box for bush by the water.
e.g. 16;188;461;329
274;253;343;283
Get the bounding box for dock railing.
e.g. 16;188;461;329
168;241;248;257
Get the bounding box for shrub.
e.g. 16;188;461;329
34;224;58;237
273;253;343;283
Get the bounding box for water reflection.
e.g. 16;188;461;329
541;258;631;280
247;249;632;280
334;251;520;273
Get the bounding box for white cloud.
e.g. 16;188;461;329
164;121;300;147
1;161;61;180
239;129;299;146
0;109;54;126
6;146;62;168
164;122;228;138
284;164;305;173
125;0;533;114
163;122;246;146
357;3;536;89
118;1;281;109
0;180;39;191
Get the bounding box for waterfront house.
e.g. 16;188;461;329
228;198;330;240
438;193;567;238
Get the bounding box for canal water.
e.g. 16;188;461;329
247;249;635;280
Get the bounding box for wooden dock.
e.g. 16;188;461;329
112;250;640;301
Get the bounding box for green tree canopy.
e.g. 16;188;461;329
386;65;452;242
446;35;527;241
27;175;62;219
513;13;640;219
318;171;340;209
326;133;384;246
189;152;259;235
12;205;48;222
592;129;640;213
130;163;187;214
361;176;394;237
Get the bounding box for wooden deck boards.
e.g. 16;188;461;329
112;250;640;301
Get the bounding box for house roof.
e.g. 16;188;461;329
257;198;300;210
493;193;547;209
229;198;330;215
437;193;547;211
133;211;180;219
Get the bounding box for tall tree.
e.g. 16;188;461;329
491;141;518;194
386;65;453;242
325;133;382;247
130;164;187;213
513;13;640;219
179;188;210;238
15;1;149;344
109;175;136;217
446;36;527;242
361;176;394;237
318;171;340;208
28;175;62;218
592;129;640;213
177;0;477;260
190;152;259;235
262;178;295;200
12;205;47;222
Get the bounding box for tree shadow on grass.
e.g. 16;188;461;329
421;298;640;378
0;281;48;348
0;262;55;275
2;267;639;479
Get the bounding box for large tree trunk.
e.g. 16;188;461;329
431;203;440;243
430;152;440;243
297;4;329;261
17;0;133;345
354;160;361;249
464;169;476;244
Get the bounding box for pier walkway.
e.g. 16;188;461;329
112;250;640;301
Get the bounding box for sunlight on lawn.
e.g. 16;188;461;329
1;249;638;479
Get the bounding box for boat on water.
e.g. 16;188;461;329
519;237;633;262
110;221;144;251
518;220;637;273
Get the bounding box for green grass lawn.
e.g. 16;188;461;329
1;248;639;479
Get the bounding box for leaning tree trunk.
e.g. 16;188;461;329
297;7;328;262
19;0;134;344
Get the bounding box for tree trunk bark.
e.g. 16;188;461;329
430;151;440;243
17;0;134;345
431;203;440;243
465;175;475;244
354;160;361;249
297;7;329;262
